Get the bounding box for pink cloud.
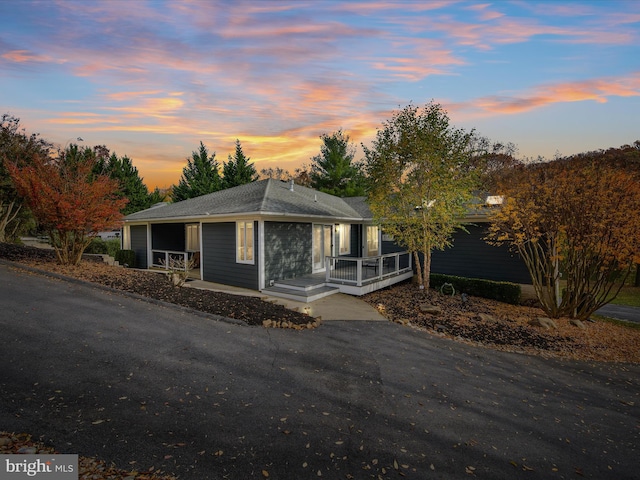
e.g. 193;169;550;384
426;5;639;50
1;49;53;63
371;37;466;80
462;73;640;115
331;1;452;15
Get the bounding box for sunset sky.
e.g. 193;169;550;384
1;0;639;189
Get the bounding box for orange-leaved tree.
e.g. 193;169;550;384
487;155;640;320
7;144;128;265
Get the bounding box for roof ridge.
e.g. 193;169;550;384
259;178;272;212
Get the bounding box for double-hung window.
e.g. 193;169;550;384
237;221;254;264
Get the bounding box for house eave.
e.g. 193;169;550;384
124;211;371;224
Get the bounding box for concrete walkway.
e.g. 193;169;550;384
186;279;388;321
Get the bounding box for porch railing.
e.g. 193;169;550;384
325;252;412;286
151;250;192;269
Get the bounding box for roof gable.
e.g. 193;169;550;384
125;179;371;222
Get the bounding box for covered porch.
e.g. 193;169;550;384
150;249;202;280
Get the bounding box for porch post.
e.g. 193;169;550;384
325;257;330;282
258;220;265;290
198;221;204;280
146;223;152;270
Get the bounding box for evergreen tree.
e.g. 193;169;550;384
148;187;166;205
222;139;258;189
93;148;164;214
172;142;221;201
310;129;366;197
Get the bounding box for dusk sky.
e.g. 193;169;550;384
1;0;639;189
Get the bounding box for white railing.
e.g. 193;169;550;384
151;250;190;269
325;252;412;286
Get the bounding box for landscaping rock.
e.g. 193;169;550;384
419;304;442;315
17;446;37;454
475;313;497;323
570;319;586;330
528;317;558;330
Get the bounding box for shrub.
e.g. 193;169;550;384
430;273;521;305
115;249;136;268
105;239;121;258
85;237;108;254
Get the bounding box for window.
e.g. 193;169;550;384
186;224;199;252
366;225;379;257
237;221;254;264
337;224;351;255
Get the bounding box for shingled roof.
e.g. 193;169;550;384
125;179;373;222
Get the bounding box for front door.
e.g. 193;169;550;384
313;224;332;271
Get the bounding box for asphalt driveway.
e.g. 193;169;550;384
1;263;638;479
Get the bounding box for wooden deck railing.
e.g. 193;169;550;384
325;252;412;286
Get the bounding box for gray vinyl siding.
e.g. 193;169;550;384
130;225;148;269
201;222;258;290
350;224;363;257
382;234;405;255
430;224;531;284
264;222;312;285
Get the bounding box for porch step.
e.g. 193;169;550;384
271;277;327;292
262;285;339;303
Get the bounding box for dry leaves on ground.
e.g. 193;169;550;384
0;243;311;326
363;282;640;363
0;432;177;480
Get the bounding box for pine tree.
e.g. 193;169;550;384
172;142;221;201
310;129;366;197
222;139;258;189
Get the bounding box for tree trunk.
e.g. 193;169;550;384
0;200;21;243
413;251;423;288
635;265;640;288
423;249;432;290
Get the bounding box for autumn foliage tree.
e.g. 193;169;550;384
0;114;52;242
7;144;127;265
364;102;478;289
487;153;640;320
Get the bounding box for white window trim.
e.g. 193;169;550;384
366;225;380;257
338;224;351;255
236;221;255;264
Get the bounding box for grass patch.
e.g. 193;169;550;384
591;314;640;330
610;286;640;307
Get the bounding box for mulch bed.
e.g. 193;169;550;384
363;281;640;363
0;242;312;327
